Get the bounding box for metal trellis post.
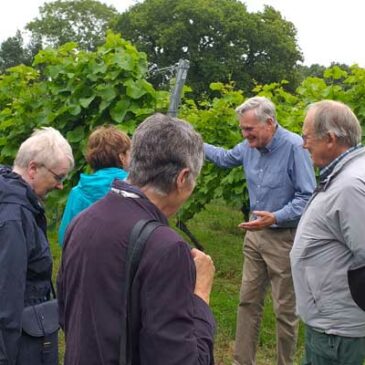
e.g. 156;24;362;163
167;59;190;118
165;59;205;251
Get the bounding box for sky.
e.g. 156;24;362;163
0;0;364;67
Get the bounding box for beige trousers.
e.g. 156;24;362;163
233;228;298;365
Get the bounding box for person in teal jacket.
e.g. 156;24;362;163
58;125;130;245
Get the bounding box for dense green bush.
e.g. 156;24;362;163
1;33;365;225
0;32;169;219
0;32;168;169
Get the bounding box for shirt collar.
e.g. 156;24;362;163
319;144;362;182
257;124;281;154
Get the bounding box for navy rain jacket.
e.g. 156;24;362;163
0;166;53;364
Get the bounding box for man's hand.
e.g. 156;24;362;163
238;210;276;231
191;248;215;305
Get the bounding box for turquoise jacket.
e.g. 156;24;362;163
58;167;128;245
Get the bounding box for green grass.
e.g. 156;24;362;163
176;201;305;365
48;231;64;364
50;200;304;365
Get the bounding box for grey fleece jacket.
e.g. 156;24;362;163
290;147;365;337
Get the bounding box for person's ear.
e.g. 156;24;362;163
27;161;39;180
267;117;276;128
176;168;191;191
119;153;124;166
119;151;130;169
326;132;337;147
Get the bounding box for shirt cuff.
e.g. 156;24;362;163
192;294;216;334
273;210;287;226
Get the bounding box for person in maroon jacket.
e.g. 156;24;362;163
57;113;216;365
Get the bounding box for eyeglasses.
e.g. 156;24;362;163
301;133;322;144
42;165;67;183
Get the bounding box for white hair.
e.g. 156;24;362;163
14;127;74;170
128;113;203;195
308;100;361;147
235;96;277;125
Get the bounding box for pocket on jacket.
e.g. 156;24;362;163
17;331;58;365
305;266;336;313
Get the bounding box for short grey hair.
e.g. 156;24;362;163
128;113;204;195
14;127;74;170
235;96;277;125
308;100;362;147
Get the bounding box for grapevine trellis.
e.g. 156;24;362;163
146;58;205;250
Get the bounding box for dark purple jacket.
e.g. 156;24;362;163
57;180;215;365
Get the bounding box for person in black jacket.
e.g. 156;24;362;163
0;127;74;364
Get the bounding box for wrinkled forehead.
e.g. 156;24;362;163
238;109;262;127
303;109;316;132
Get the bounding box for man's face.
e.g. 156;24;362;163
302;110;332;168
31;157;70;199
239;109;275;148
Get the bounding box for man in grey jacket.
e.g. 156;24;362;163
290;100;365;365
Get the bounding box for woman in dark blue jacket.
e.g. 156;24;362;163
0;127;74;365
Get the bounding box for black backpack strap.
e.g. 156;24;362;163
119;219;163;365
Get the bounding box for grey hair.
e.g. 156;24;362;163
308;100;361;147
14;127;74;170
128;113;204;195
235;96;277;125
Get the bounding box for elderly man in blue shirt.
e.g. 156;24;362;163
204;96;316;365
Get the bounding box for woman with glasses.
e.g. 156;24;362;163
0;127;74;365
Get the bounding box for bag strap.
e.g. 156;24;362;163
119;219;163;365
50;280;56;299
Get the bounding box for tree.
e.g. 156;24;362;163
297;63;327;80
0;31;33;72
244;6;303;90
26;0;118;51
114;0;303;95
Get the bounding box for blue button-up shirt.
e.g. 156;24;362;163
204;125;316;227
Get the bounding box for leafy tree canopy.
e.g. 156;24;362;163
26;0;118;50
114;0;303;95
0;31;41;72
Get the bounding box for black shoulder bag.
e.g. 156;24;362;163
119;219;163;365
18;282;59;365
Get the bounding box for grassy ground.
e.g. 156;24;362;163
179;201;305;365
50;200;304;364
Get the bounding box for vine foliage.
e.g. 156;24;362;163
0;32;168;217
1;35;365;224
